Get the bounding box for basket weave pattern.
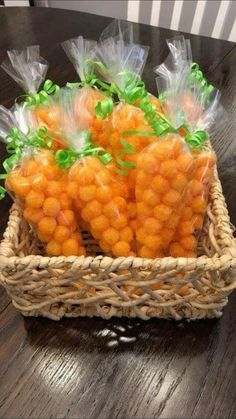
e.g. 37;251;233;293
0;171;236;321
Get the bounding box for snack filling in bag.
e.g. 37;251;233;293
0;105;86;257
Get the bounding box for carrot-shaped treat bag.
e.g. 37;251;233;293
1;45;63;148
154;36;226;257
52;88;135;258
0;105;86;257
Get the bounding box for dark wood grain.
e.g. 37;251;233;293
0;7;235;419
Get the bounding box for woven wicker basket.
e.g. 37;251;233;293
0;169;236;321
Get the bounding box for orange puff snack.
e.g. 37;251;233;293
67;156;135;257
6;150;86;257
169;149;216;257
135;134;194;258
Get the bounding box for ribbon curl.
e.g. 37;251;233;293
184;129;208;149
55;130;112;169
24;79;60;107
190;63;214;100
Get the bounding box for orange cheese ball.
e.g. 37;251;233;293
38;217;57;236
171;173;188;192
160;160;178;179
177;221;194;237
112;241;130;257
165;213;180;230
191;196;207;213
95;170;112;185
102;227;120;247
153;204;172;222
53;225;71;243
46;181;64;197
62;238;81;256
81;200;103;222
25;190;45;209
136;227;146;244
99;239;111;253
136;202;153;217
142;189;160;206
43;164;62;181
79;185;97;202
111;214;128;230
152;175;169;194
103;201;120;219
43;197;61;217
139;246;156;258
46;240;62;256
31;174;47;192
169;242;185;257
137;153;159;173
38;231;53;243
57;210;76;229
113;197;127;212
96;185;113;203
8;174;31;198
59;193;73;210
23;207;44;224
162;189;181;206
91;215;110;233
180;235;197;250
144;217;163;234
189;179;203;196
120;226;133;243
71;232;83;243
67;182;80;199
161;228;175;246
144;235;163;250
176;153;194;174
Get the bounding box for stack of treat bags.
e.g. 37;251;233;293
0;20;226;259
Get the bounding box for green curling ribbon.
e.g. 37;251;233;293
3;126;52;174
95;97;113;119
81;59;115;95
115;130;155;176
25;79;60;107
190;63;214;100
185;129;208;150
55;130;112;169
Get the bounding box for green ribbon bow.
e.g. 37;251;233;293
190;63;214;101
24;79;60;107
3;126;52;174
95;97;114;119
184;129;208;149
55;129;112;169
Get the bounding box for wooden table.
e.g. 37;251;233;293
0;7;236;419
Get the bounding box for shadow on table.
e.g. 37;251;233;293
23;314;220;355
